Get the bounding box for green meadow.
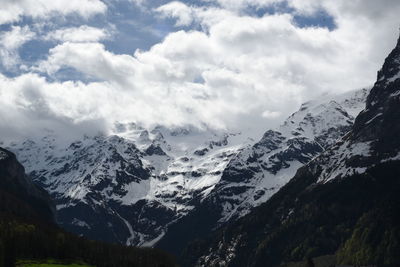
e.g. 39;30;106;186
16;259;93;267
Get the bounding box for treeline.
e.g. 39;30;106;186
0;219;176;267
0;147;176;267
0;190;176;267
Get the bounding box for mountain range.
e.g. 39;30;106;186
3;86;368;251
1;29;400;267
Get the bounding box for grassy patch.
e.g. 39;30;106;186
16;259;94;267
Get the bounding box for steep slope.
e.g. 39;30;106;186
183;34;400;267
156;88;368;256
0;147;176;267
0;147;54;222
212;88;368;223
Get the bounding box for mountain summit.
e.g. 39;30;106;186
182;34;400;267
156;88;368;256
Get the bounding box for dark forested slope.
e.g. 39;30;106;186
0;147;176;267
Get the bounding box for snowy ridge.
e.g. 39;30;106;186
279;88;368;147
311;139;372;183
204;88;368;223
6;124;250;246
304;37;400;184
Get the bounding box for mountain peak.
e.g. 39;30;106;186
183;33;400;267
377;35;400;83
352;38;400;153
308;36;400;183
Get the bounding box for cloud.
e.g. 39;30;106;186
0;0;107;25
155;2;232;29
2;0;400;141
262;110;281;119
0;26;35;50
0;73;109;142
37;42;137;86
289;0;400;18
201;0;281;12
29;10;362;132
44;25;110;43
155;1;195;26
0;26;36;69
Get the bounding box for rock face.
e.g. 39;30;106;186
306;35;400;184
6;126;249;245
0;147;54;222
182;35;400;267
156;88;368;256
210;88;368;223
3;87;367;249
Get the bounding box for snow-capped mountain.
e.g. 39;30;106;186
5;124;250;246
156;88;368;255
211;88;368;222
310;39;400;184
182;34;400;267
4;87;368;249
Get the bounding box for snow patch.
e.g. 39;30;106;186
381;152;400;163
72;218;91;229
317;141;372;183
365;113;383;125
141;232;165;247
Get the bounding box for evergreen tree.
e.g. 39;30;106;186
0;239;4;267
306;257;315;267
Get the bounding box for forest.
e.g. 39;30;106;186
0;181;176;267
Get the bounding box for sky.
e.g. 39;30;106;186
0;0;400;141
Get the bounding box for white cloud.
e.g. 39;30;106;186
0;0;107;25
0;73;109;142
155;1;195;26
37;42;137;86
28;11;356;132
156;3;232;29
262;110;281;119
44;26;109;43
201;0;281;12
0;26;35;50
0;26;36;69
